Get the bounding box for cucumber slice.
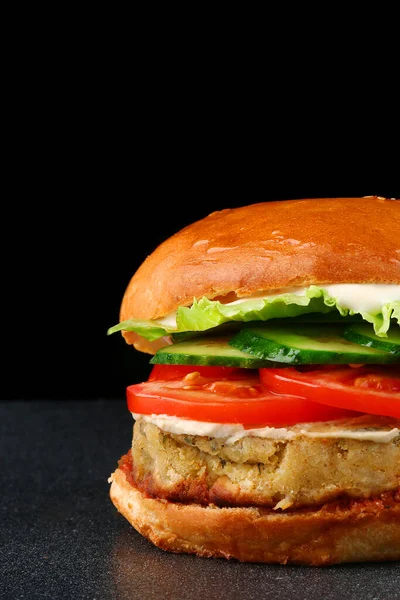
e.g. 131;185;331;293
343;323;400;355
150;336;269;368
228;324;399;365
171;314;363;343
171;322;242;343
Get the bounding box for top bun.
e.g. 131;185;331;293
120;196;399;330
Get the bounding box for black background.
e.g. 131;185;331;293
4;84;399;402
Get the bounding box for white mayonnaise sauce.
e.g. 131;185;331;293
132;413;400;444
321;284;400;314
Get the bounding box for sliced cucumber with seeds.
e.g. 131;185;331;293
150;336;269;368
228;324;400;365
343;323;400;355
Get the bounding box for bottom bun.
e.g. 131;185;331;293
109;465;400;566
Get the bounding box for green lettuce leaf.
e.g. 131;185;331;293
107;319;168;341
107;286;400;341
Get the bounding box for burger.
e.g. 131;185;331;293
108;196;400;566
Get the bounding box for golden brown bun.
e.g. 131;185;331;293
109;466;400;566
120;197;399;341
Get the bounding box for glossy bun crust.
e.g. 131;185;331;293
120;197;399;327
109;466;400;566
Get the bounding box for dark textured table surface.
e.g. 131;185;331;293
1;399;399;600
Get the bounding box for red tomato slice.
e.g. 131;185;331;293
148;364;251;381
127;369;362;426
259;365;400;419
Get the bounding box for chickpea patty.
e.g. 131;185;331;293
130;416;400;510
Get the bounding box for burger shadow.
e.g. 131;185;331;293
108;525;399;600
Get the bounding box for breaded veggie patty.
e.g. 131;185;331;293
131;416;400;510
